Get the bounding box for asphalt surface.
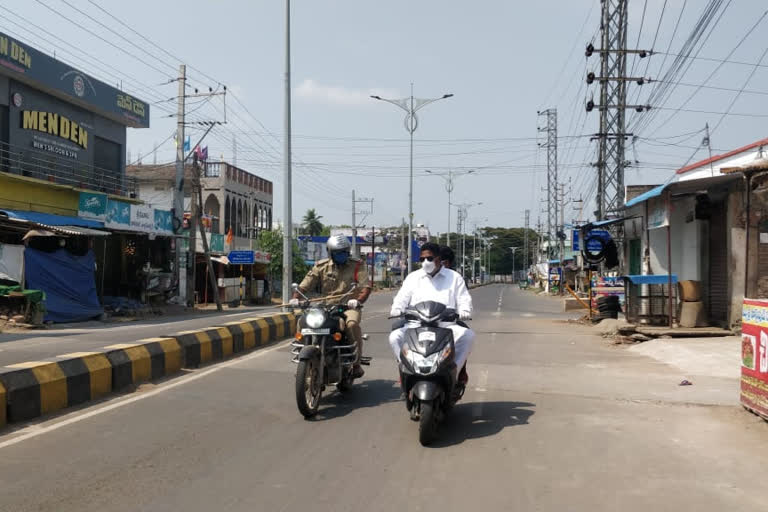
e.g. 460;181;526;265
2;284;768;511
0;305;279;366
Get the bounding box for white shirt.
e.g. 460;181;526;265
391;266;473;315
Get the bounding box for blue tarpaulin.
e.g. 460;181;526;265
24;248;103;323
623;274;678;285
0;209;104;228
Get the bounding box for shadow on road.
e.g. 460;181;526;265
313;378;402;421
428;401;536;448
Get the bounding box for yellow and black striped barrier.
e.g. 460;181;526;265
0;312;296;427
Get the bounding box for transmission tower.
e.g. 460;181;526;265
585;0;649;219
537;109;558;241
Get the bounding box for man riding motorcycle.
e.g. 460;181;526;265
389;242;475;384
291;235;371;378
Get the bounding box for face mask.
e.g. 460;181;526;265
332;251;349;265
422;260;436;274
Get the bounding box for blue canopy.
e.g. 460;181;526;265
625;183;668;208
623;274;678;285
0;209;104;228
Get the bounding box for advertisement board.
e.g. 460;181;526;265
78;192;107;221
101;196;172;235
741;299;768;419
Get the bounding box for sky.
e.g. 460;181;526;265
5;0;768;234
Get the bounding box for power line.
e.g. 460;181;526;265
31;0;174;78
710;43;768;135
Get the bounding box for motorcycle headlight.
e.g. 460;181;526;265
305;308;327;328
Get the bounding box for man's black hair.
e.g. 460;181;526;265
420;242;441;257
440;246;455;265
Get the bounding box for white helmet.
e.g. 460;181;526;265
326;234;351;253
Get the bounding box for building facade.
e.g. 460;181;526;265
623;137;768;329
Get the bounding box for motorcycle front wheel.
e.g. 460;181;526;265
295;357;321;418
418;400;439;446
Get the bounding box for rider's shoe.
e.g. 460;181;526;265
352;365;365;378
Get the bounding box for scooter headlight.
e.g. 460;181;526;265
305;308;326;328
405;350;440;373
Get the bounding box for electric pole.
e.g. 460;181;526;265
352;191;373;258
586;0;649;219
173;64;186;303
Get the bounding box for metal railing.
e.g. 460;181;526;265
0;140;136;197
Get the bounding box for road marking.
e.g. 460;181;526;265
497;287;505;313
521;313;536;318
0;339;292;450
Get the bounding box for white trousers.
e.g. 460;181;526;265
388;324;475;371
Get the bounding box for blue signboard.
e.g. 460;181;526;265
574;229;611;252
228;250;255;265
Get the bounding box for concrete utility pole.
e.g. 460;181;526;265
524;208;530;276
585;0;648;219
282;0;293;305
174;64;186;303
537;109;558;243
351;189;356;257
371;86;453;274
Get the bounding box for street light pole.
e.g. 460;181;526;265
371;87;453;274
281;0;293;306
509;247;520;283
426;169;474;252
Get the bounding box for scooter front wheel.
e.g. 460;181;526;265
418;399;439;446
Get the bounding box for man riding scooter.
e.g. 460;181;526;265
389;242;475;384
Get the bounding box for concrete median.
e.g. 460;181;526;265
0;312;296;428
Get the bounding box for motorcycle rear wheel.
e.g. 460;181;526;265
296;358;321;418
418;400;439;446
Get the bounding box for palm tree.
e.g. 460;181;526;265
303;209;324;236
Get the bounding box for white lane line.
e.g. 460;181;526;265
496;287;505;313
0;340;292;450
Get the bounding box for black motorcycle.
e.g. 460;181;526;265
290;283;370;419
393;301;467;445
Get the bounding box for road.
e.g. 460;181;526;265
0;305;279;367
1;284;767;511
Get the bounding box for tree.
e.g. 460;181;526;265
302;209;324;236
258;227;309;296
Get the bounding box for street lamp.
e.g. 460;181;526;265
425;169;474;251
371;85;453;274
509;246;520;283
452;201;482;277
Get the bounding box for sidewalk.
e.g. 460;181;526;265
627;336;741;380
